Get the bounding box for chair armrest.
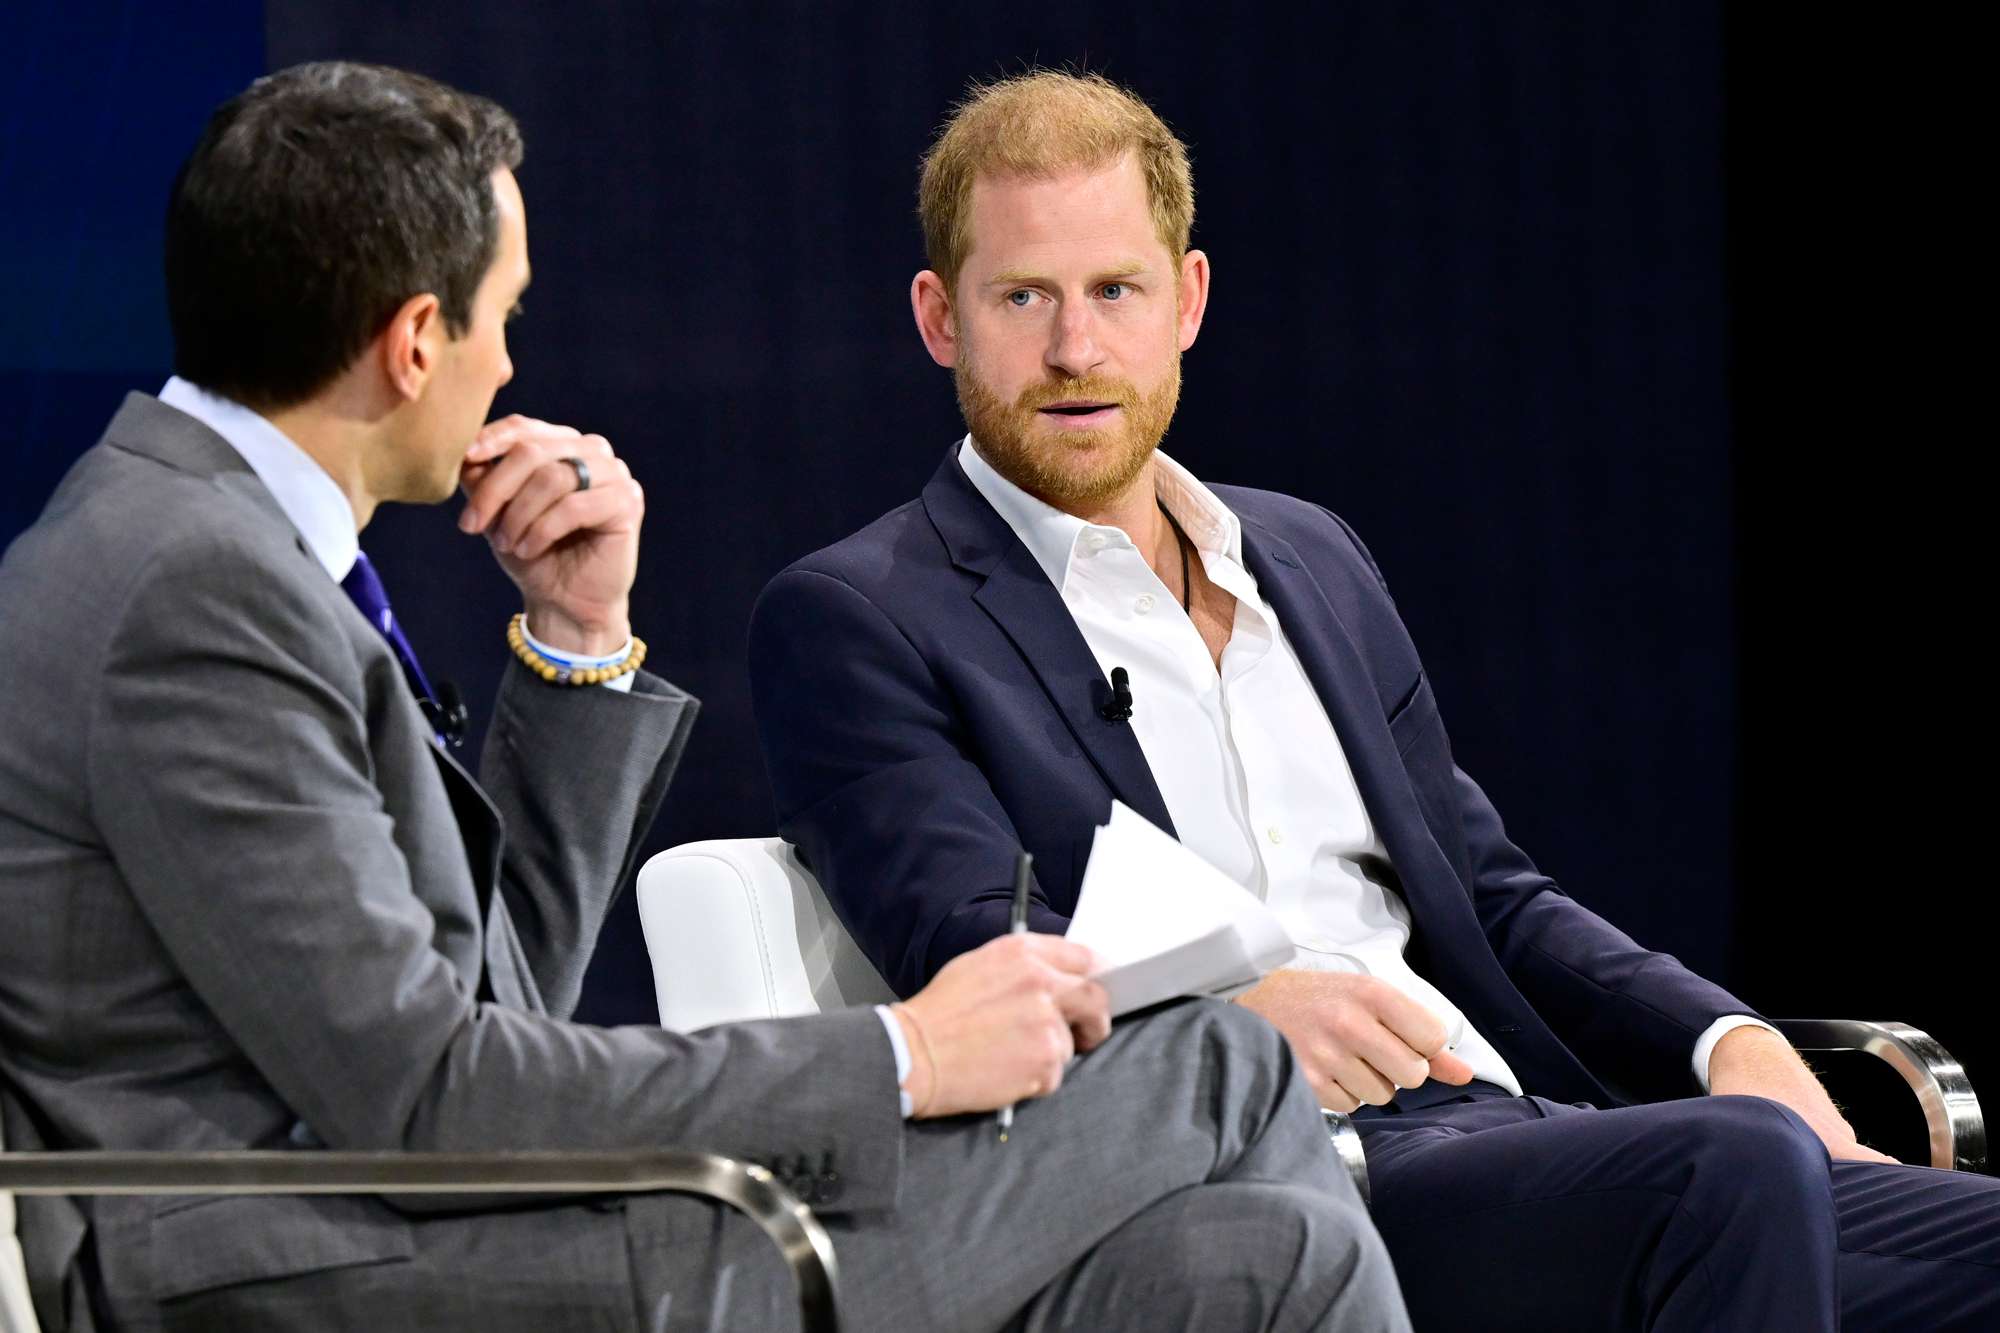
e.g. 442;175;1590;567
0;1148;838;1333
1322;1110;1370;1207
1775;1019;1986;1173
637;839;894;1030
638;838;818;1029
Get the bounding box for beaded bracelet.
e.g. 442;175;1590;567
506;613;646;686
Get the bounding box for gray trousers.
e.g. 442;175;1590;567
113;1003;1405;1332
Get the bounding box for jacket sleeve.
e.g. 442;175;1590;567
1452;760;1758;1100
476;659;697;1019
749;566;1069;997
1328;508;1758;1101
86;534;905;1213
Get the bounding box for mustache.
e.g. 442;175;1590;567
1014;377;1138;412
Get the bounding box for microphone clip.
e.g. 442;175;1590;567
422;679;471;748
1098;667;1134;723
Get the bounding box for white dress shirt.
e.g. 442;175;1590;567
959;437;1769;1094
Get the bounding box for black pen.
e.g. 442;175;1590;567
998;849;1033;1142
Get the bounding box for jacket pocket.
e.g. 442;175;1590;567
150;1194;414;1302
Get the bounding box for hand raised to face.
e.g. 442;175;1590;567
458;414;643;655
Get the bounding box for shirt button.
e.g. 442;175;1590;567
1135;593;1155;614
1083;532;1108;552
1266;825;1284;845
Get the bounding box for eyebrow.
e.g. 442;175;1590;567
983;260;1149;287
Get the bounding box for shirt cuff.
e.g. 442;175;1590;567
521;616;637;693
1692;1014;1782;1091
874;1004;914;1118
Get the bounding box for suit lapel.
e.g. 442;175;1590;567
1238;518;1457;918
923;452;1176;837
1240;516;1614;1102
429;744;530;1009
430;745;503;900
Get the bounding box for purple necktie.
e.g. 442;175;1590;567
341;550;459;745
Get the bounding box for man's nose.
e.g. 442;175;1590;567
1044;301;1105;380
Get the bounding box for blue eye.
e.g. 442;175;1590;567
1101;283;1126;300
1008;290;1034;307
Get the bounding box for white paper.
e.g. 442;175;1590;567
1066;802;1295;1016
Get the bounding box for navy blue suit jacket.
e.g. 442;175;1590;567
750;446;1755;1107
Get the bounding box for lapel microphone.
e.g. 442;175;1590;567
421;679;471;748
1099;666;1134;722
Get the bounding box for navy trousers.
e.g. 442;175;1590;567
1353;1083;2000;1331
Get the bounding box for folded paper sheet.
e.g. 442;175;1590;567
1066;801;1295;1016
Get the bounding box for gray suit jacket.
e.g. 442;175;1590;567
0;395;903;1328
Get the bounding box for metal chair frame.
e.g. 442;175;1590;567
0;1148;840;1333
1774;1018;1986;1173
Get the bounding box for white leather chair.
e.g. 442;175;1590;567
637;838;895;1031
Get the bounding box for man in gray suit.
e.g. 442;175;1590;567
0;62;1403;1332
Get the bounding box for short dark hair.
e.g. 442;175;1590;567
165;61;524;410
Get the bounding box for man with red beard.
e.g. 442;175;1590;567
749;70;2000;1330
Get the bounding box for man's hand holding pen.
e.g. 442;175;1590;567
890;934;1110;1119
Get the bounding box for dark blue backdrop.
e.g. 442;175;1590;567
261;0;1743;1036
3;3;1977;1088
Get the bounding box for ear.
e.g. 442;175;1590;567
911;270;959;368
381;291;446;403
1176;249;1211;352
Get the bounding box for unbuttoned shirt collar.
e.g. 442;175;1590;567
955;434;1244;593
158;376;358;583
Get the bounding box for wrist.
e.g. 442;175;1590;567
892;1003;937;1117
522;601;631;657
1713;1023;1792;1064
1708;1026;1810;1093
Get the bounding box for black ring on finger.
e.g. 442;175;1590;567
562;456;591;492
